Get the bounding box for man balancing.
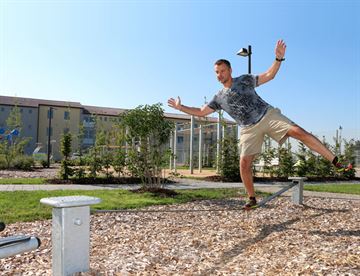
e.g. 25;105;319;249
168;39;352;209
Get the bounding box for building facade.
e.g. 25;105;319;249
0;95;234;164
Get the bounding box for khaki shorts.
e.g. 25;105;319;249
239;107;295;157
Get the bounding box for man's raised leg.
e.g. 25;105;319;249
286;125;352;171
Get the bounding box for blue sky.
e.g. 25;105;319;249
0;0;359;143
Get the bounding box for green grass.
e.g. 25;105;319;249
0;188;253;224
0;178;47;184
304;183;360;195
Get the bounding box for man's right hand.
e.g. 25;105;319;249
167;96;182;111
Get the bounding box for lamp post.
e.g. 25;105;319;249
237;45;252;74
47;107;53;168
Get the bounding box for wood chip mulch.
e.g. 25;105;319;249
1;197;359;275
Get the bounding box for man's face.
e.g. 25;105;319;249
214;63;232;85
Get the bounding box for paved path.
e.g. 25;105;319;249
0;179;359;200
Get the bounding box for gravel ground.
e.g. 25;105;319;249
0;167;59;179
1;197;359;276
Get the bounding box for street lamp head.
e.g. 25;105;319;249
236;45;252;74
237;48;249;57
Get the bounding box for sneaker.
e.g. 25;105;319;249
244;197;257;209
333;157;353;172
334;162;353;172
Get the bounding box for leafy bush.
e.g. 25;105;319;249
121;103;174;186
0;156;7;170
11;155;35;170
40;159;48;168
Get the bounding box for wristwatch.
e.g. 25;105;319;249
276;57;285;62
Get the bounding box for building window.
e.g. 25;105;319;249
0;107;4;112
177;136;184;144
64;111;70;120
64;128;70;134
20;108;23;113
104;117;107;122
29;109;32;114
28;125;32;129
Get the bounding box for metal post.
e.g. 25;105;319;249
216;113;221;174
198;124;202;173
173;127;177;173
47;107;53;168
289;177;306;205
169;130;173;171
189;115;194;174
40;196;101;276
248;45;252;74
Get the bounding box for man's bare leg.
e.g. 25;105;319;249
286;125;352;171
286;125;335;161
240;154;256;197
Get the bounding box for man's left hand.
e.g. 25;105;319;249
275;39;286;59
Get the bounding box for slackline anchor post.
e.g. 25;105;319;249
289;177;307;205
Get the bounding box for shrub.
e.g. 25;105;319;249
121;103;174;187
0;156;7;170
219;132;240;182
11;155;35;170
40;159;48;168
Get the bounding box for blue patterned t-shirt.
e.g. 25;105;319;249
208;74;271;127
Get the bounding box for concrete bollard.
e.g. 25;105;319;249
289;177;307;205
40;195;101;276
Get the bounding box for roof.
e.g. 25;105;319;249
0;95;82;108
82;105;127;116
0;95;236;124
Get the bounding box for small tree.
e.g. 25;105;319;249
0;105;31;169
85;120;108;178
112;123;127;177
219;128;240;181
295;142;308;177
277;141;295;177
305;149;317;176
59;133;74;180
316;137;334;177
260;136;277;177
121;103;173;187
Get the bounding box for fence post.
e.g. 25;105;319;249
190;115;194;174
216;114;221;173
169;130;173;171
198;124;202;173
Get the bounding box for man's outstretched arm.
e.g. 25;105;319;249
167;96;215;117
257;39;286;86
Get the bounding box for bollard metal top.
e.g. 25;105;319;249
40;195;102;208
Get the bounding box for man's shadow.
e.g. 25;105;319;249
199;204;351;275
